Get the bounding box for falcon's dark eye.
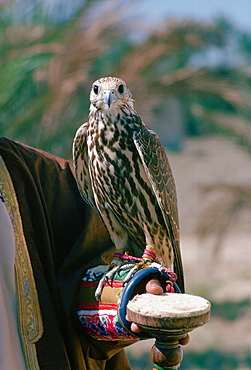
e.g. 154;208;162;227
118;84;124;94
93;85;99;94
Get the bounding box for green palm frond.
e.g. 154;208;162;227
0;0;251;157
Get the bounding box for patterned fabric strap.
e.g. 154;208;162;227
77;264;139;341
113;252;142;261
114;246;159;262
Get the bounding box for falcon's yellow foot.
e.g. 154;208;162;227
122;259;152;284
95;246;159;301
122;245;159;283
94;258;135;301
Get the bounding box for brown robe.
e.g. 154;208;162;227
0;137;132;369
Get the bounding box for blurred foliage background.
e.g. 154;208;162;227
1;0;251;158
0;0;250;369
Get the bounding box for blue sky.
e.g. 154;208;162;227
135;0;251;33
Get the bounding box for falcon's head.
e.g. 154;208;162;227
90;77;134;112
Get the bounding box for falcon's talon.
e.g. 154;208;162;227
108;263;117;271
94;273;107;301
123;259;153;285
94;266;117;301
105;276;112;287
117;263;136;276
94;259;130;300
123;265;139;284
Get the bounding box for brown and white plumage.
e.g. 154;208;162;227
73;77;184;292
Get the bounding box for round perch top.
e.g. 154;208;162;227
127;293;210;318
126;293;211;331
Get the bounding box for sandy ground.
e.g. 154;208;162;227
125;136;251;369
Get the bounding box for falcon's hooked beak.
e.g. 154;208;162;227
103;90;116;108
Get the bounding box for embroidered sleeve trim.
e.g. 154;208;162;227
0;156;43;370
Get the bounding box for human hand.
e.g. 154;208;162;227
128;278;190;345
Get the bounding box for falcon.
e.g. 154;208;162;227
73;77;184;297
